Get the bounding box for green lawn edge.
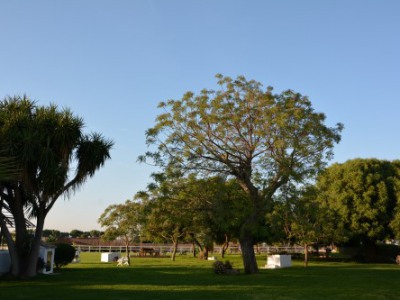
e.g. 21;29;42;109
1;252;399;300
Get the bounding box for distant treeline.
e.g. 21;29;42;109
40;229;104;241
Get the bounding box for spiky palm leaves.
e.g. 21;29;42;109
0;95;113;277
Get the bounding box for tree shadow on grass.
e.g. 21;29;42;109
2;264;400;300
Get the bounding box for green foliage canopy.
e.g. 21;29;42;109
316;158;400;244
136;175;248;260
141;74;343;274
142;74;343;188
98;200;143;242
98;200;143;265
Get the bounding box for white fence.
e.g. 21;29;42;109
73;244;305;254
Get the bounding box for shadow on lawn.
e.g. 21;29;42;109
2;263;400;300
57;265;241;285
1;266;270;300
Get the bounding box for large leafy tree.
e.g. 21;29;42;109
141;74;343;274
98;200;143;266
0;96;113;277
315;159;400;249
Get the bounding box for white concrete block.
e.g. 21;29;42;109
101;252;120;262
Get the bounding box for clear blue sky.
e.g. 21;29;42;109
1;0;399;232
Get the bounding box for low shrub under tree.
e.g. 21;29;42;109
54;243;76;269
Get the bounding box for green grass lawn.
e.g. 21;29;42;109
1;252;399;300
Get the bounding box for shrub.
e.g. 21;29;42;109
339;244;400;263
212;260;239;275
54;243;76;269
213;261;226;274
375;244;400;263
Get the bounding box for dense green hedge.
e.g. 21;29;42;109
54;243;76;269
338;244;400;263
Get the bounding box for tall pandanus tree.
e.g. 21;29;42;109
0;95;113;277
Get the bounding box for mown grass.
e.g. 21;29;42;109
1;252;399;300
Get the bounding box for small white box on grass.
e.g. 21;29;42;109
101;252;120;262
264;254;292;269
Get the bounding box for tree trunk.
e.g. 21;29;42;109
239;235;258;274
325;246;331;259
221;234;229;258
192;237;203;253
171;239;178;261
2;186;32;277
201;247;209;260
24;212;46;277
237;209;260;274
1;184;35;277
236;177;267;274
304;244;309;267
125;243;131;266
314;243;320;256
0;221;20;276
191;241;196;257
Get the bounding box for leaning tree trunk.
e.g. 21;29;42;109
192;237;207;259
221;234;230;258
6;186;32;277
25;211;46;277
0;221;20;276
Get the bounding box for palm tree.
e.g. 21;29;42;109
0;96;113;277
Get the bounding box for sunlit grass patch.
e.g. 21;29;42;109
1;252;399;300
